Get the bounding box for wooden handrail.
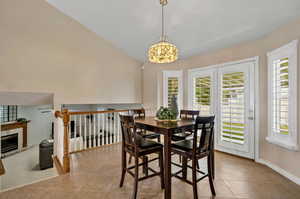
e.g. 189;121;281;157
55;111;63;118
68;109;130;115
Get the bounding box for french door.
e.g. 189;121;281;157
189;59;256;159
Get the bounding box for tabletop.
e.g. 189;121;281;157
134;116;195;130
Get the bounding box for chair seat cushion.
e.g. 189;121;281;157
171;140;194;151
171;132;192;141
139;140;162;149
143;133;160;139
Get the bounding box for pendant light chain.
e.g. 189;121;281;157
148;0;178;64
162;4;164;41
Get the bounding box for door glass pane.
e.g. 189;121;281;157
193;76;211;115
221;72;245;145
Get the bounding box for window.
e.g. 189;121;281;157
267;40;298;151
0;105;18;123
163;70;183;109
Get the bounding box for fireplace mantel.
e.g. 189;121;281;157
1;121;30;148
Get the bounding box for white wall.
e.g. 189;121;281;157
18;105;53;146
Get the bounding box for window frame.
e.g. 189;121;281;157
162;70;183;109
267;40;299;151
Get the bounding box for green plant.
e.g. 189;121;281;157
156;107;176;120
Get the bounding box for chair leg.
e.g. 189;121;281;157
119;150;127;187
196;160;200;169
192;158;199;199
142;156;149;176
208;154;216;196
157;135;161;143
132;156;139;199
159;151;165;189
129;154;132;164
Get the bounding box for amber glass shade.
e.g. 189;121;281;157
148;41;178;64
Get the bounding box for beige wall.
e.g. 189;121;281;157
0;0;142;106
143;18;300;179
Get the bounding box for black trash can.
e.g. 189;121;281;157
39;139;54;170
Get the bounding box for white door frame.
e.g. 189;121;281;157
188;56;260;161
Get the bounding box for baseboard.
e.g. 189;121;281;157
257;159;300;185
52;156;65;175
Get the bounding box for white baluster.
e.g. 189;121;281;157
93;114;96;147
74;115;77;152
68;118;71;153
114;112;117;143
110;113;113;144
97;113;100;147
117;113;121;142
84;115;87;149
105;113;108;145
89;114;92;148
79;115;82;150
101;113;104;146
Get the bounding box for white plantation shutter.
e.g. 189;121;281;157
220;72;245;145
193;76;211;115
272;58;289;135
267;40;298;151
167;77;179;107
163;71;183;109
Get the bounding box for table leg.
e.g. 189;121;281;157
164;134;172;199
182;156;188;180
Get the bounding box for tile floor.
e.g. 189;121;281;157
1;144;300;199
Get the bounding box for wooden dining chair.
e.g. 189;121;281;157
171;116;216;199
133;108;161;142
119;114;164;199
171;110;200;142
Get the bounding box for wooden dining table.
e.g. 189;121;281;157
134;116;196;199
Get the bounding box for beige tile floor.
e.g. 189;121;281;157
1;143;300;199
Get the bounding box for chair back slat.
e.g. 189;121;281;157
193;116;215;154
120;114;144;150
133;108;146;119
180;110;200;120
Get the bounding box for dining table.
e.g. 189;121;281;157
134;116;201;199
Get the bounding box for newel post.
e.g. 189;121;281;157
62;109;70;173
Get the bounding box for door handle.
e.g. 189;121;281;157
248;116;254;120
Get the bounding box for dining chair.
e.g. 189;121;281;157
171;110;200;142
119;114;164;199
133;108;161;142
171;116;216;199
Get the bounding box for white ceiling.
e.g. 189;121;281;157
46;0;300;62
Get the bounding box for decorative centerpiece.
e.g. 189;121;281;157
155;95;180;122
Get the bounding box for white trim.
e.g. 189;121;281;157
253;56;260;161
257;159;300;185
267;40;298;151
162;70;183;109
266;136;299;151
188;57;259;73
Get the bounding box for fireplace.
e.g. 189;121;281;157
1;133;18;153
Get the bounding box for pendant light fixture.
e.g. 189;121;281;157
148;0;178;64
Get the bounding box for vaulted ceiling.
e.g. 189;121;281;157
47;0;300;62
